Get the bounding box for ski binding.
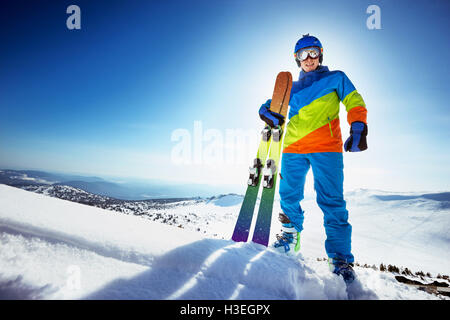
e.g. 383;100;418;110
262;159;276;188
248;158;263;186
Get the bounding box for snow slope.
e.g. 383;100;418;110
289;189;450;276
0;184;447;300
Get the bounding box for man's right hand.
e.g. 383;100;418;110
258;99;285;127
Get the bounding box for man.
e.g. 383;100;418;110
259;34;368;284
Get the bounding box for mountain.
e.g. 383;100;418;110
371;191;450;209
0;169;105;186
53;180;137;199
0;169;237;199
0;184;449;300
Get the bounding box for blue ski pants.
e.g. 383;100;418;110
279;152;354;263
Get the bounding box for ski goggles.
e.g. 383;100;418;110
295;47;321;62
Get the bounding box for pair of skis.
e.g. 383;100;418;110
232;71;292;247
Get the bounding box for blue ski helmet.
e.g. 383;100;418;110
294;34;323;67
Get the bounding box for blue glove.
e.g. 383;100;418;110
344;121;368;152
258;99;285;127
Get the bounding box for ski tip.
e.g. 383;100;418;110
278;71;292;77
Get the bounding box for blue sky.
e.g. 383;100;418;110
1;0;449;194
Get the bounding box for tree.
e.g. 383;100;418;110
402;268;413;276
388;265;400;273
415;271;425;277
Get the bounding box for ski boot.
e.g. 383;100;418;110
272;213;301;255
328;257;356;284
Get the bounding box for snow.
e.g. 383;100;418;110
291;189;450;276
0;184;448;300
206;194;244;207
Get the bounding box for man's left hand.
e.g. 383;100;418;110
344;122;368;152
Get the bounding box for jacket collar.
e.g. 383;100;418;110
299;65;329;80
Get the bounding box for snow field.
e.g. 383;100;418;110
0;184;447;300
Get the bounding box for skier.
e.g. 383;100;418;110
259;34;367;284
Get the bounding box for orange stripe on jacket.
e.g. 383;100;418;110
347;106;367;124
283;118;343;154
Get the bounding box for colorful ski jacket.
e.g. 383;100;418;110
283;65;367;154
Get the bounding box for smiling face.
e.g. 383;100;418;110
300;55;320;72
